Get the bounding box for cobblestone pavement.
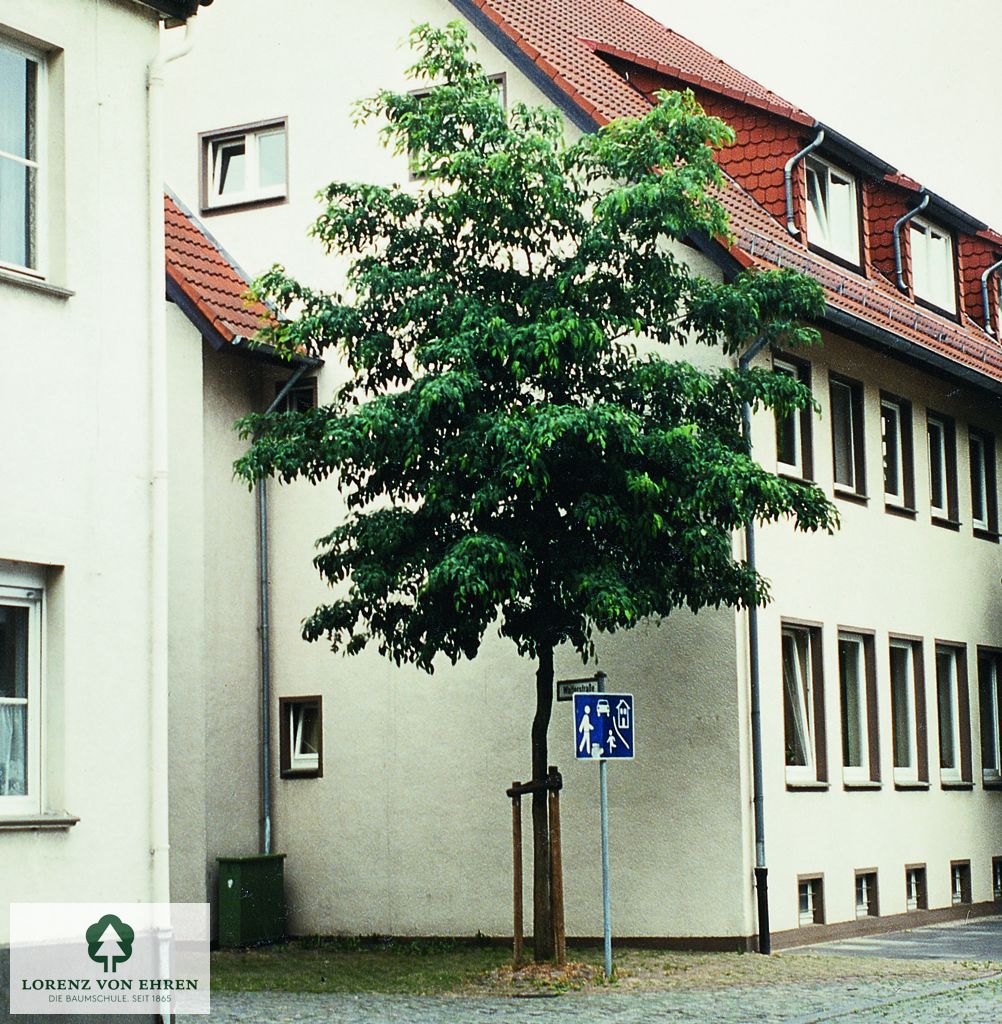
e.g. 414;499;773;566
794;915;1002;961
187;974;1002;1023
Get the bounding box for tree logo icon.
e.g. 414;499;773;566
85;914;135;973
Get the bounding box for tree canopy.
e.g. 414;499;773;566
237;23;836;675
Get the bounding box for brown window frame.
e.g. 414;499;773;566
926;410;959;527
992;856;1002;901
797;873;825;926
279;695;323;779
978;648;1002;788
829;373;866;501
879;392;915;515
854;868;879;918
905;863;928;911
935;642;972;788
889;635;929;788
950;860;972;905
968;427;999;540
837;629;880;786
782;621;828;788
773;353;814;482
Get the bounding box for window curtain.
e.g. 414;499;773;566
0;704;26;795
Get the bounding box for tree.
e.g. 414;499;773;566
236;22;838;961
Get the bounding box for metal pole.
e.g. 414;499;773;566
595;671;612;978
512;785;523;967
739;337;772;955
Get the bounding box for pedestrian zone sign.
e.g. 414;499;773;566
573;693;634;760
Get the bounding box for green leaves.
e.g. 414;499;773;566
238;21;837;671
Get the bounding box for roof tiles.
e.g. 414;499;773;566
164;193;275;346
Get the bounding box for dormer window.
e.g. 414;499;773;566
909;217;956;313
805;156;860;265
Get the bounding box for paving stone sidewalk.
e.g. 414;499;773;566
187;974;1002;1023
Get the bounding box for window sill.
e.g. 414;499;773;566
778;471;815;486
941;780;974;791
833;487;868;506
201;194;288;217
785;780;829;791
843;780;882;791
0;812;79;831
0;266;74;299
931;515;961;531
894;780;930;791
884;503;917;519
982;777;1002;790
280;769;322;780
973;527;1000;543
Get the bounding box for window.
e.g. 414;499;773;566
200;118;288;212
977;650;1002;785
773;357;813;479
927;413;958;522
782;624;826;784
889;638;927;785
279;696;322;778
993;857;1002;901
805;155;860;265
855;871;878;919
969;430;998;535
829;376;865;496
880;396;914;510
950;861;972;906
275;376;317;414
910;218;957;313
798;876;824;926
838;632;879;784
0;38;42;273
935;644;971;785
0;581;42;814
905;865;927;911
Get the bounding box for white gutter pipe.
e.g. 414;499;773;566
147;13;196;914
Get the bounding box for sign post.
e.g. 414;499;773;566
572;674;634;979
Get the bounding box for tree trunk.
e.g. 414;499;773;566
531;642;555;961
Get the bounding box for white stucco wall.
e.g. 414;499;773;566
749;332;1002;935
0;0;164;944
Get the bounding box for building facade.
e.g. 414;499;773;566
160;0;1002;948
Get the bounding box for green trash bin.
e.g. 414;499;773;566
217;853;286;947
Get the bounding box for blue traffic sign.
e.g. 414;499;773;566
573;693;634;760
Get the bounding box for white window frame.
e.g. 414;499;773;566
804;155;860;265
980;654;1002;784
970;431;989;530
0;35;47;279
839;632;869;783
288;701;319;773
927;415;949;518
910;216;957;313
782;626;818;783
936;646;962;783
201;118;288;212
890;639;919;784
881;399;905;506
774;358;804;477
0;580;43;816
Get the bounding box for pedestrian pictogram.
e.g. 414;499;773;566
573;692;634;760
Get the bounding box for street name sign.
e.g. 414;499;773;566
573;692;634;760
557;677;598;702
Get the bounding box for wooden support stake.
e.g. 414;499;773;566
511;783;523;967
548;765;566;966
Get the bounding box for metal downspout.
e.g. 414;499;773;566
258;363;312;855
980;257;1002;335
784;128;825;237
893;193;930;291
739;334;771;954
147;13;196;913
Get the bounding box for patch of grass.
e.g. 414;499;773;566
210;936;510;994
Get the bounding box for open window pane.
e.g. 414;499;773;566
774;359;802;473
881;402;901;501
928;418;947;515
970;433;989;529
215;141;246;195
805;156;859;263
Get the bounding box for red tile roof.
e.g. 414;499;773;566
165;192;275;346
459;0;1002;388
461;0;812;126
